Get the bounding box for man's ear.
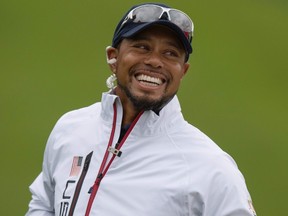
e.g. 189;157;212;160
181;62;190;79
106;46;118;73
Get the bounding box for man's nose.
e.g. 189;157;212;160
143;51;164;68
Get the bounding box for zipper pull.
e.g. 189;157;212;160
88;173;103;194
108;146;122;157
88;186;93;194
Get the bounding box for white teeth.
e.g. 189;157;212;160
136;74;163;86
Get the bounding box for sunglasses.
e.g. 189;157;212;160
119;4;194;42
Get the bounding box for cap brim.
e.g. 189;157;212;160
120;20;192;54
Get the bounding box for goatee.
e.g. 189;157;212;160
117;81;176;112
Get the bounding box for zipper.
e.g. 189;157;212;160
68;151;93;216
84;103;144;215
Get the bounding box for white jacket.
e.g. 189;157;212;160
26;92;256;216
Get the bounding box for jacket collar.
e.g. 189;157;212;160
100;91;184;135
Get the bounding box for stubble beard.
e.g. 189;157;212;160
117;80;176;112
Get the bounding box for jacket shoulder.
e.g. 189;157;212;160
46;102;101;144
56;102;100;127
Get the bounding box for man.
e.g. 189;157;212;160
26;3;257;216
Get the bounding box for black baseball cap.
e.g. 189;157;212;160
111;3;194;61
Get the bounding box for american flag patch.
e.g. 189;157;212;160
69;156;83;177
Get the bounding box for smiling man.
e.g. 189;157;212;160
26;3;256;216
107;24;189;125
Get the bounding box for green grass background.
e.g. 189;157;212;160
1;0;287;215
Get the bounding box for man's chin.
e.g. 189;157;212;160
128;93;175;112
118;82;175;111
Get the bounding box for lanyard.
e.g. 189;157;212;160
85;102;144;215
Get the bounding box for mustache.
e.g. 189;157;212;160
129;65;171;82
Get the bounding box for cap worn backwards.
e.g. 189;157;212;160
111;3;194;61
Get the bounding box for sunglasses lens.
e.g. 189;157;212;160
132;5;163;22
169;10;193;33
131;5;193;37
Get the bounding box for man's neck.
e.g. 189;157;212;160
121;102;141;126
113;87;142;126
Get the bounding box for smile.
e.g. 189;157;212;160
135;74;164;86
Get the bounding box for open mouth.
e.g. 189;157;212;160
135;74;164;87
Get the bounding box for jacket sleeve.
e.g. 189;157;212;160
25;172;55;216
26;126;56;215
25;109;79;215
204;157;257;216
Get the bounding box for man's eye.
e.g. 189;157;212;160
165;50;179;57
134;44;149;50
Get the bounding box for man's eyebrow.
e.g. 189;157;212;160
166;41;184;50
130;35;184;50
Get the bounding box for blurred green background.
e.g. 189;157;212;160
1;0;287;215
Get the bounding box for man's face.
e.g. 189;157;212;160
113;25;190;111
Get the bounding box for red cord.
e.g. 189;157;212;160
85;103;143;215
